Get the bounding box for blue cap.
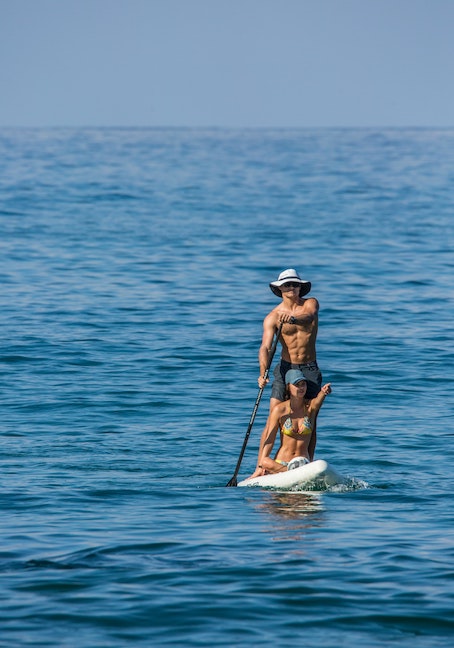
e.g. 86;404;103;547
285;369;307;386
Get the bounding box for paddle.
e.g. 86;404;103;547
226;321;284;487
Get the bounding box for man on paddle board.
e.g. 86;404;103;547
253;268;322;475
249;370;331;478
257;268;321;406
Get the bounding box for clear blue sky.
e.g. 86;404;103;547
1;0;453;128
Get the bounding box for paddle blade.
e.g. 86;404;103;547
226;476;237;487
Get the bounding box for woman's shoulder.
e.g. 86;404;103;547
271;400;290;417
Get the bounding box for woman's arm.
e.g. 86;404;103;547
249;405;283;477
310;383;332;415
258;402;284;460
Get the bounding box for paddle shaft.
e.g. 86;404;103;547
226;322;283;487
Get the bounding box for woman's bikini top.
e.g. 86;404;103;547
281;415;313;437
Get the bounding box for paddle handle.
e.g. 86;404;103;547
226;322;283;486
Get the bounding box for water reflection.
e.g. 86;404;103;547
251;492;325;548
256;491;324;520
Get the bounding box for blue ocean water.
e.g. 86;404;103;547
0;127;453;647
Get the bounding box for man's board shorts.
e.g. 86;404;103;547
271;359;322;401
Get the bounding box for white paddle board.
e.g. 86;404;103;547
237;459;345;490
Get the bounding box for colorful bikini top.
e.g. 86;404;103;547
281;415;313;437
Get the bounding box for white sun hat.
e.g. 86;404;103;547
269;268;311;297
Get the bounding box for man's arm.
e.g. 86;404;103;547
258;312;278;387
286;298;319;325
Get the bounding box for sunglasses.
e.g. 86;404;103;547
281;282;300;289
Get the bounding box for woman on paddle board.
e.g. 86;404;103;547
248;370;331;479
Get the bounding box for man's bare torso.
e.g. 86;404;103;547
274;298;318;364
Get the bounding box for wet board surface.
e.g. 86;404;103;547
237;459;345;489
